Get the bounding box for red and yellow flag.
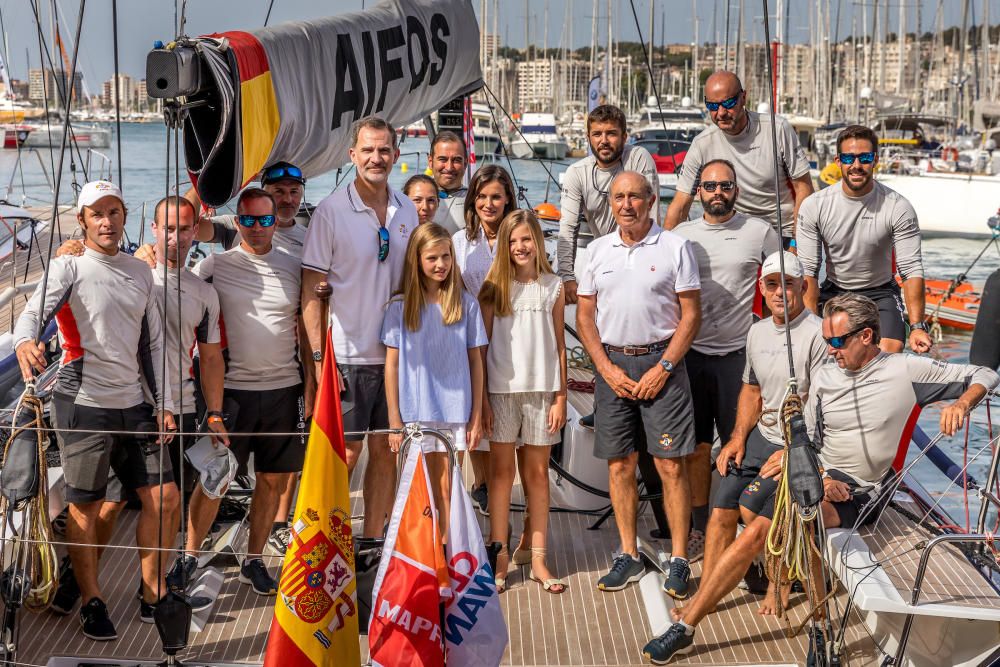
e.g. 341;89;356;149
264;334;360;666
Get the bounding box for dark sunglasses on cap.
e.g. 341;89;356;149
263;164;304;183
701;180;736;192
838;152;876;165
823;326;868;349
377;225;390;262
237;214;277;228
704;91;742;112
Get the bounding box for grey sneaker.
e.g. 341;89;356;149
239;558;277;596
642;623;695;664
267;525;291;556
470;484;489;516
662;557;691;600
597;553;645;591
165;553;198;591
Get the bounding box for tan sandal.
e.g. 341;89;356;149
524;547;567;594
494;545;509;593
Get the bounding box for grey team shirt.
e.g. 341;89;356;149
812;352;999;485
150;265;221;413
192;246;302;391
795;181;923;290
675;213;779;354
13;249;173;412
676;111;810;232
556;143;659;282
743;309;829;446
433;187;467;235
210;215;308;258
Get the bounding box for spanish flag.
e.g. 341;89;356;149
263;334;360;666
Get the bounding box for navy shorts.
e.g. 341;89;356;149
713;426;782;513
686;348;745;445
819;280;906;342
593;349;696;460
339;364;389;441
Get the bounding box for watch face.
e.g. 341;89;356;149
313;351;323;361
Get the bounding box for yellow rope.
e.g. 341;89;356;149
0;387;58;613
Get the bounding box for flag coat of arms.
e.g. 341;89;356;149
368;442;449;667
264;335;360;666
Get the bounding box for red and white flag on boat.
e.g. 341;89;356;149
443;461;508;666
368;444;449;667
463;96;477;184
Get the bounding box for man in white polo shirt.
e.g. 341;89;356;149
576;171;702;600
301;115;416;538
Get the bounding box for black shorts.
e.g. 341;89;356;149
714;426;782;513
819;280;906;342
50;395;174;504
686;348;745;445
594;349;696;460
340;364;389;441
825;469;885;530
224;384;305;474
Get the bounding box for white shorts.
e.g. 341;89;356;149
488;392;558;446
406;422;467;453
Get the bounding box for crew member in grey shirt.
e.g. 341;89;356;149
557;104;659;303
664;71;813;238
430;130;469;234
191;187;304;597
643;292;998;665
674;158;778;539
796;125;932;355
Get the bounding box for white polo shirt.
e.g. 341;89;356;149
577;222;700;347
302;181;416;364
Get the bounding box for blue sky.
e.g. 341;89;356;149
0;0;985;89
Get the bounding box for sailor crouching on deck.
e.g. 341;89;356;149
13;181;179;641
189;187;304;597
641;292;999;665
575;171;701;598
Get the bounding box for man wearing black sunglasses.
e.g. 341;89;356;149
674;159;779;545
796;125;930;355
665;71;813;241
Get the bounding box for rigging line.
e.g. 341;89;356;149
173;120;189;568
28;0;57;185
761;0;798;388
0;5;30;202
626;0;680;174
111;0;122;189
264;0;277;27
481;81;561;193
32;0;87;343
480;84;533;208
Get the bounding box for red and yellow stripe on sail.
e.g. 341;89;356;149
264;333;360;667
214;31;280;188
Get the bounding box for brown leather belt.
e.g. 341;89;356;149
603;339;669;356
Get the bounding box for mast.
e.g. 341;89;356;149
956;0;969;126
896;0;905;94
606;0;612;104
590;0;598;80
692;0;699;99
736;0;744;83
647;0;654;99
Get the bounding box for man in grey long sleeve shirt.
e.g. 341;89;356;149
13;181;179;640
796;125;932;354
556;104;658;303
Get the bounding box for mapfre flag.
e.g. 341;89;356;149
368;443;449;666
443;463;507;666
264;334;360;666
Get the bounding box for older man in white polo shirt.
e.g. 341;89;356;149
301;116;416;538
576;170;702;600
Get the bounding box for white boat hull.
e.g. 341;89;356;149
875;172;1000;238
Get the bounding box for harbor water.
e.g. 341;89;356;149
2;122;998;524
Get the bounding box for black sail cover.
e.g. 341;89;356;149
179;0;483;206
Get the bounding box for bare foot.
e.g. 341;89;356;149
758;580;791;616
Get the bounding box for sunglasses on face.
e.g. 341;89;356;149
377;225;390;262
701;180;736;192
838;152;876;165
824;326;868;349
704;91;742;112
237;214;276;228
263;165;303;182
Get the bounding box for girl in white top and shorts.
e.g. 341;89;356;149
479;209;567;594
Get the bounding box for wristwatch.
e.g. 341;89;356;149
659;358;674;374
312;350;323;362
910;321;929;332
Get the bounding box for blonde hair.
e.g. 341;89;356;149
398;223;465;331
479;209;553;317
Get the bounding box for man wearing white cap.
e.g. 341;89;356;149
13;180;179;640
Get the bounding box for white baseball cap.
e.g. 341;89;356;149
761;251;804;279
77;180;124;213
